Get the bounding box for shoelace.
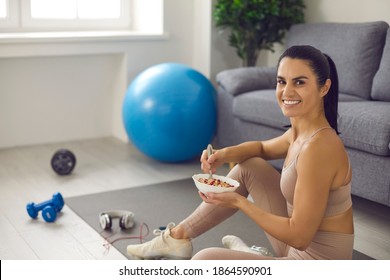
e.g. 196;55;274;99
152;222;176;236
150;222;176;249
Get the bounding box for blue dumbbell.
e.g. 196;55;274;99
26;192;64;223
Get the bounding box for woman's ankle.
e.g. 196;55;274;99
170;225;190;240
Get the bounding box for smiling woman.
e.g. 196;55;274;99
125;45;354;261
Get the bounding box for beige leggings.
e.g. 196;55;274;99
179;158;354;260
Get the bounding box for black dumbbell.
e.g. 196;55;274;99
26;192;64;223
51;149;76;175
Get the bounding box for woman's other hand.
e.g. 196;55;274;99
198;191;243;209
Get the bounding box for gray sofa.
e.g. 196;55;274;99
215;21;390;207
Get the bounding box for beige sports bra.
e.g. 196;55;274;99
280;127;352;217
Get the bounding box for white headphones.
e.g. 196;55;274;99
99;210;135;230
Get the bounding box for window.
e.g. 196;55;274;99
30;0;121;19
23;0;130;30
0;0;163;37
0;0;135;31
0;0;18;28
0;0;6;18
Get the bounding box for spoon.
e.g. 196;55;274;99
207;144;213;179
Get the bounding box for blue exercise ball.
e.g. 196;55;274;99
123;63;217;162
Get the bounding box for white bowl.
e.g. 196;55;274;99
192;174;240;194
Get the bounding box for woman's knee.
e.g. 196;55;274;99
229;158;280;187
230;158;275;176
191;248;224;260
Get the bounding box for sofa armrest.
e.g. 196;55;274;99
216;67;277;96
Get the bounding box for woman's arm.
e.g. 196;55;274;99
201;136;336;250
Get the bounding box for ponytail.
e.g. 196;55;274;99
323;54;339;134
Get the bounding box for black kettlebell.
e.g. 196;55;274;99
51;149;76;175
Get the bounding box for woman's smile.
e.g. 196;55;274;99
282;99;302;105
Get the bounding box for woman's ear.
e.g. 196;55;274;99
321;79;332;97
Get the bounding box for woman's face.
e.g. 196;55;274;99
276;57;329;119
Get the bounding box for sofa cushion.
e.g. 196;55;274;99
233;90;290;129
372;28;390;101
339;93;366;102
286;21;389;100
338;101;390;156
216;67;277;96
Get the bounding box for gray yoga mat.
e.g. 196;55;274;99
66;179;373;260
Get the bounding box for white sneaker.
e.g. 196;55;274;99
126;223;193;260
222;235;273;257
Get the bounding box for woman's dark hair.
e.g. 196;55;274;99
277;45;340;134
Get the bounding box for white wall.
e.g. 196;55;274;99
0;55;125;146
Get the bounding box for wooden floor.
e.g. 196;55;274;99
0;137;389;260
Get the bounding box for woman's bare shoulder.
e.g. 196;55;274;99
299;129;346;167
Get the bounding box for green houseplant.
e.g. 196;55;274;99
213;0;305;67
